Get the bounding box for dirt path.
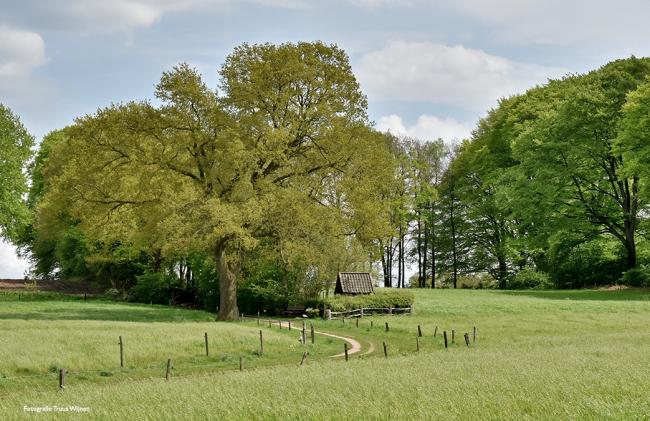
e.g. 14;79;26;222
276;320;368;358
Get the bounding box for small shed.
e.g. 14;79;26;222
334;272;374;295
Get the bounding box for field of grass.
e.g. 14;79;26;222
2;288;650;419
0;294;344;395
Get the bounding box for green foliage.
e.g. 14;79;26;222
103;288;121;300
508;267;553;290
0;104;34;241
456;274;495;289
324;290;414;311
32;42;392;320
621;265;650;287
130;272;179;304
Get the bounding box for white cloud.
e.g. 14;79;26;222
346;0;650;47
356;41;565;111
451;0;650;45
0;26;46;78
0;240;29;279
377;114;471;143
35;0;305;34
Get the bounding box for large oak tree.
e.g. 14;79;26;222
40;42;388;320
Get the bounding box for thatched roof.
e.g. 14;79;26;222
335;272;374;295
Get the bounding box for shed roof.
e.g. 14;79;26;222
335;272;374;295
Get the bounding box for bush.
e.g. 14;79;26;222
621;266;650;287
324;289;414;312
103;288;121;300
306;308;320;318
508;268;553;290
130;272;178;304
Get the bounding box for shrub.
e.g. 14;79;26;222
306;308;320;318
103;288;121;300
324;289;414;312
621;266;650;287
130;272;178;304
508;268;553;290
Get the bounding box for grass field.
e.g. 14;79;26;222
2;288;650;419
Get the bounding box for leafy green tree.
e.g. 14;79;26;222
38;42;388;319
0;104;34;242
508;58;650;270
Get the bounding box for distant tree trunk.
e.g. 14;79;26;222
623;177;638;269
214;239;239;321
449;198;458;289
422;217;428;288
430;204;436;289
417;214;423;287
397;226;403;288
152;248;163;272
399;231;406;288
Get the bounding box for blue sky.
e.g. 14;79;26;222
2;0;650;277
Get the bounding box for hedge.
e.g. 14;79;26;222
323;290;414;312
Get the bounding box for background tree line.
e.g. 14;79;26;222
2;46;650;319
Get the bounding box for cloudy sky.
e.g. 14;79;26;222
1;0;650;277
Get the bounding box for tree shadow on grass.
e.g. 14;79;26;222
501;289;650;302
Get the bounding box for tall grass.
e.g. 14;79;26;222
3;289;650;419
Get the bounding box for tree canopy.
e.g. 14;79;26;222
0;104;34;242
35;42;392;319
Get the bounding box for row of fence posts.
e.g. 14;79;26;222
57;319;477;389
336;324;477;363
58;328;271;390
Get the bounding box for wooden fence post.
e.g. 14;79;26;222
118;336;124;367
464;333;470;347
257;311;260;326
371;320;374;329
59;368;66;390
310;323;315;344
324;309;332;320
452;330;455;344
165;358;172;380
383;341;388;358
360;307;364;318
344;343;349;361
356;318;359;328
389;307;393;315
204;332;209;357
300;351;308;366
417;324;422;337
416;336;420;352
385;322;389;332
302;321;307;344
434;326;438;337
259;330;264;355
288;320;292;331
239;356;243;371
473;326;477;344
443;331;448;349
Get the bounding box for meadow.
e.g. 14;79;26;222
2;288;650;419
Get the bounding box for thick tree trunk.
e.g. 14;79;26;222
214;240;239;321
623;176;638;269
497;256;508;289
625;222;637;269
